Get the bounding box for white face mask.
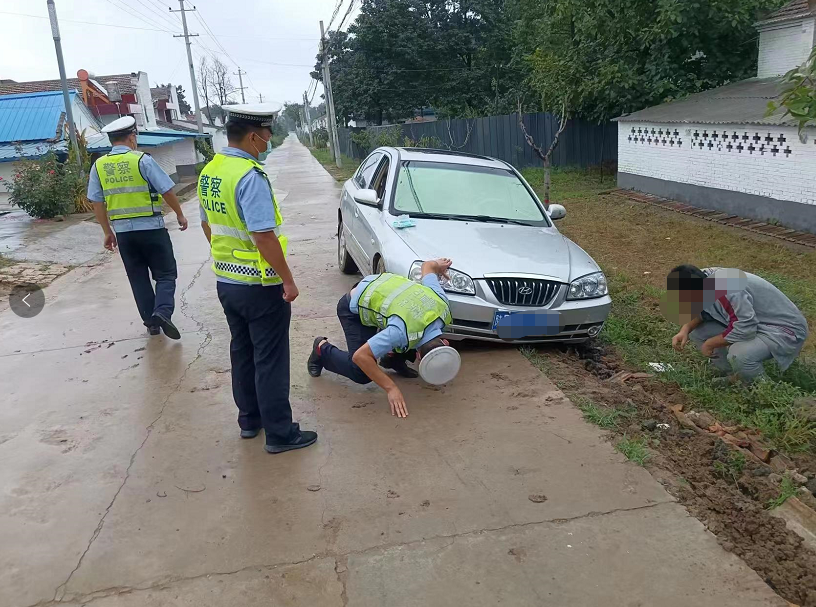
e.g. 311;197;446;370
252;135;272;161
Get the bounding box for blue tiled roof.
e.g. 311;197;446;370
0;90;77;144
0;141;67;163
86;132;193;153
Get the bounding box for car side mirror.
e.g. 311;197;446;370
354;188;379;206
547;204;566;220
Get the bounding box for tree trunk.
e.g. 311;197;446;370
543;157;551;208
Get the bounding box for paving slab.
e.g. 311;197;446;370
0;136;784;607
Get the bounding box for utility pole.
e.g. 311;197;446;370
46;0;81;173
171;1;203;134
319;20;342;168
302;91;314;147
233;68;247;104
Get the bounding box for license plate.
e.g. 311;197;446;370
492;310;561;338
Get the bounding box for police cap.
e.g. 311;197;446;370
225;103;281;128
101;115;137;136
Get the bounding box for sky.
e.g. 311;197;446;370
0;0;358;110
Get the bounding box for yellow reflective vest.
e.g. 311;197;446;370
358;273;452;350
94;150;162;220
198;154;287;286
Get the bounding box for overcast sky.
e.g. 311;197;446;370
0;0;356;109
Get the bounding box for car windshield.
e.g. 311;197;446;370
392;161;548;225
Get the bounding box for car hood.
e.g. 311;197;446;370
392;218;597;283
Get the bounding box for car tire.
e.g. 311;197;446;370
338;219;358;275
375;256;386;274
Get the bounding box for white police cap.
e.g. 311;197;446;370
225;103;282;127
101;115;137;135
418;345;461;385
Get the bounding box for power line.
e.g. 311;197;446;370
0;10;316;39
326;0;344;31
133;0;180;30
336;0;357;31
106;0;174;32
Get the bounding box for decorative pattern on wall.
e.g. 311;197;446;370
627;126;683;147
626;126;796;157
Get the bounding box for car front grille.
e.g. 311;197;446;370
485;277;561;307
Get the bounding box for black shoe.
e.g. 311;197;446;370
307;337;326;377
379;355;419;378
152;313;181;340
240;428;261;439
148;325;161;336
265;430;318;454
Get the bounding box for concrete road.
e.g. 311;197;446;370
0;137;783;607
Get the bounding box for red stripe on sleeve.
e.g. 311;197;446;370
718;296;738;337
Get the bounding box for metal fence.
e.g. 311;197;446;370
335;112;617;170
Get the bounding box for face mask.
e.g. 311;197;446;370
253;135;272;162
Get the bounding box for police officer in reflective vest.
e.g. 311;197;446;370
88;116;188;339
308;259;462;418
198;104;317;454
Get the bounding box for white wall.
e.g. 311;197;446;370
144;144;177;179
0;162;17;206
617;121;816;206
171;139;197;166
757;18;816;77
134;72;158;130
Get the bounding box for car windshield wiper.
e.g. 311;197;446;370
446;214;537;226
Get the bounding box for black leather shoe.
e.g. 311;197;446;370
148;325;161;336
379;355;419;378
152;313;181;340
307;337;326;377
265;430;318;454
240;428;261;439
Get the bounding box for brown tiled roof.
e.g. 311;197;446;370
756;0;814;26
0;73;137;96
151;86;172;101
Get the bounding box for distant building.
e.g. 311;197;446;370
151;85;180;122
615;0;816;233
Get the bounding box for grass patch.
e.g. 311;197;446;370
0;254;16;269
713;449;747;483
309;147;360;182
766;475;799;510
575;397;635;430
615;436;650;466
523;167;816;455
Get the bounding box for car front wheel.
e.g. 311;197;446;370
338;218;359;275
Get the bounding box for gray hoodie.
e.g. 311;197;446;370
700;268;808;370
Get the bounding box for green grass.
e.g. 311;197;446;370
766;475;799;510
309;147;360;182
0;254;15;269
575;396;635;430
713;449;747;483
615;436;650;466
522;167;816;455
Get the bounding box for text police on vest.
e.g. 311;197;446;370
202;199;227;214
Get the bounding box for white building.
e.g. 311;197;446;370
615;0;816;233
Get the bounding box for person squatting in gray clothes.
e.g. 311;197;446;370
667;264;808;384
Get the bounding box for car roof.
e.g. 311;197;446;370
380;147;510;169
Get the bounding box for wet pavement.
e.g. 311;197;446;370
0;136;785;606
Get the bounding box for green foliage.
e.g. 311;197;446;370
282;102;304;129
403;134;443;149
713;449;746;482
312;127;329;149
766;475;799;509
195;138;215;162
615;436;650;466
8;151;78;219
516;0;789;121
575;397;635;430
767;45;816;133
351;126;407;154
175;85;192;115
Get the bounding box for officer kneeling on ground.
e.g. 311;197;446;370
307;259;461;418
88;116;187;339
668;264;808;385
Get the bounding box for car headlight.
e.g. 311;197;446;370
409;261;475;295
567;272;608;300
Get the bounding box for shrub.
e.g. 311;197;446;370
313;127;329;148
195;138;215;162
8;151;77;219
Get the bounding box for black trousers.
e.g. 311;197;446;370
320;294;378;384
217;282;298;444
117;228;177;325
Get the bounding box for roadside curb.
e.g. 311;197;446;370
611;189;816;249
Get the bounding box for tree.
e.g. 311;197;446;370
768;45;816;133
197;56;212;123
209;57;236;107
176;85;192;115
282;102;304;128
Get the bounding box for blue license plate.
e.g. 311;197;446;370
492;310;562;338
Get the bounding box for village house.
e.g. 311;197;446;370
0;69;209;206
615;0;816;233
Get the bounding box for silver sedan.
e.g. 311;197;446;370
336;147;611;343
